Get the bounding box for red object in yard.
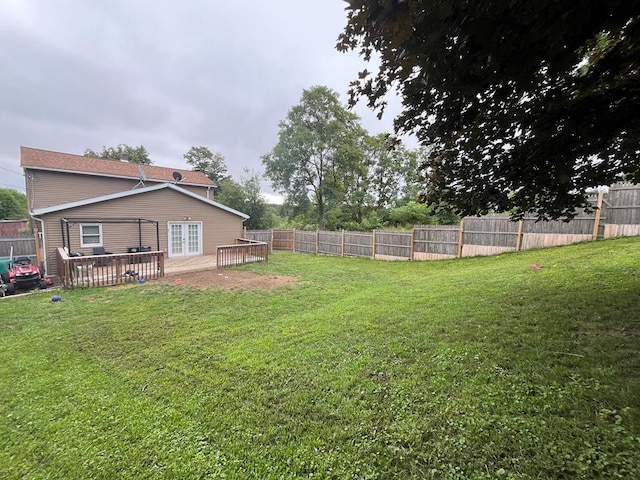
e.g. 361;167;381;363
2;256;53;294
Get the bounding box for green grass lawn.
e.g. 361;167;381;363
1;238;639;479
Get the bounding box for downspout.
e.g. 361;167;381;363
31;215;48;275
155;221;160;252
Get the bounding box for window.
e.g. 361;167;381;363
80;224;103;247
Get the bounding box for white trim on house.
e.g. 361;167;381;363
167;221;203;258
30;183;250;219
79;223;103;247
24;166;212;189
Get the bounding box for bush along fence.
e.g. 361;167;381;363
245;184;640;261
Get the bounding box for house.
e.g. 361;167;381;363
21;147;249;277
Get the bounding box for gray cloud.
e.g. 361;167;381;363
0;0;408;199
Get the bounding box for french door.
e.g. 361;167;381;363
168;222;202;257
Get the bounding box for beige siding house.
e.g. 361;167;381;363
21;147;249;276
22;146;216;210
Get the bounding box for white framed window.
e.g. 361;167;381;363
80;224;103;247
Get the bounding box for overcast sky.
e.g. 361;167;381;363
0;0;408;203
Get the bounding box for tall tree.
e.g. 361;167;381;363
84;144;152;165
338;1;640;219
216;170;270;230
183;146;228;183
0;188;28;220
337;133;419;225
365;134;419;209
262;86;362;228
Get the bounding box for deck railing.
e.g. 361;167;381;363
216;239;269;268
56;247;165;288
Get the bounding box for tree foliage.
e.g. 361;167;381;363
338;1;640;219
216;170;270;230
262;86;363;228
84;144;152;165
365;134;420;209
263;86;458;230
184;146;228;183
0;188;28;220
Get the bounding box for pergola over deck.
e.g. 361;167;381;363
60;217;160;253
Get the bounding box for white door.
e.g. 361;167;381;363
168;222;202;257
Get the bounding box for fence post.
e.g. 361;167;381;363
63;257;71;289
316;229;319;255
410;227;415;260
515;220;524;251
457;220;464;258
372;229;376;259
270;229;274;252
341;229;345;256
292;229;296;252
592;190;605;240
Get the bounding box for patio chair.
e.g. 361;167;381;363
92;246;114;266
92;246;113;255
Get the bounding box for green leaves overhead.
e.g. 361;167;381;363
338;1;640;219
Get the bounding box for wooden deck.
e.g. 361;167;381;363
164;255;218;275
56;248;264;288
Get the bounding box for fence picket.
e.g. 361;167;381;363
244;185;640;262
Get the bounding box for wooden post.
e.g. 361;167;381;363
592;190;604;240
292;229;296;252
457;220;464;258
158;252;165;276
270;229;274;252
515;219;524;251
410;227;415;260
243;226;247;238
372;229;376;259
341;229;345;256
315;229;319;255
63;255;71;289
33;224;45;273
115;256;122;284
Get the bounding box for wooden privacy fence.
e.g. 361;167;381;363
56;247;164;288
216;239;269;268
603;183;640;237
0;237;36;257
245;184;640;262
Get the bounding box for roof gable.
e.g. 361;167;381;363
31;183;249;219
20;146;214;187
